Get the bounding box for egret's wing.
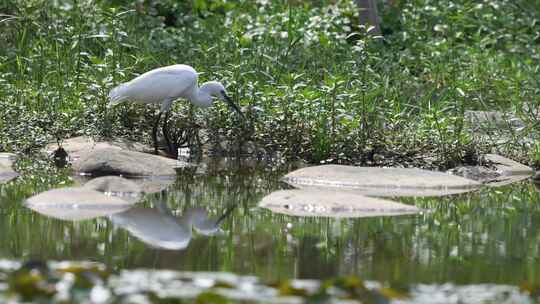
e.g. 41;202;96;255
118;65;198;105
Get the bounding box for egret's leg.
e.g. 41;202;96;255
152;111;163;155
162;110;175;157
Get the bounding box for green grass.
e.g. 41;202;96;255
0;0;539;169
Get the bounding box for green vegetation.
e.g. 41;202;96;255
1;0;539;168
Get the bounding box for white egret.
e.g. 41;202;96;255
107;64;244;155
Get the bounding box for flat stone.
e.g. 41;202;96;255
0;153;19;184
25;187;133;221
485;175;532;187
283;165;481;197
259;190;421;218
447;154;533;187
72;148;188;177
46;136;152;162
448;165;531;187
484;154;534;176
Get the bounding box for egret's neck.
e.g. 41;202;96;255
190;86;213;108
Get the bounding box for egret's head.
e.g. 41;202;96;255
201;81;245;119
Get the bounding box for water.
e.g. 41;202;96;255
0;158;539;300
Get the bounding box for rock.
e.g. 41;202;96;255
0;153;19;184
72;148;189;177
259;189;421;218
283;165;481;197
533;171;540;182
484;154;534;187
83;176;142;204
45;136;152;162
484;154;534;176
448;154;533;187
448;165;530;187
25;187;133;221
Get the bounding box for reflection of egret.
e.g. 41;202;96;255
110;202;236;250
188;204;237;235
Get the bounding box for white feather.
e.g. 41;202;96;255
107;64;198;110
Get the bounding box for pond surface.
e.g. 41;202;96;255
0;158;539;297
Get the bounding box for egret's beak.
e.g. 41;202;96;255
224;94;245;120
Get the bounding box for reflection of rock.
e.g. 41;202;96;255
448;154;534;187
283;165;481;197
25;187;133;221
110;204;229;250
73;175;175;194
72;148;188;177
259;189;421;218
83;176;142;204
0;153;19;184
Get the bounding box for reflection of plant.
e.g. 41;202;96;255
2;160;540;290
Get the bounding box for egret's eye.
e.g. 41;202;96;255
220;90;225;95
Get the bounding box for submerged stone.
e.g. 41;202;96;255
72;148;187;177
259;189;421;218
25;187;133;221
0;153;19;184
283;165;481;197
